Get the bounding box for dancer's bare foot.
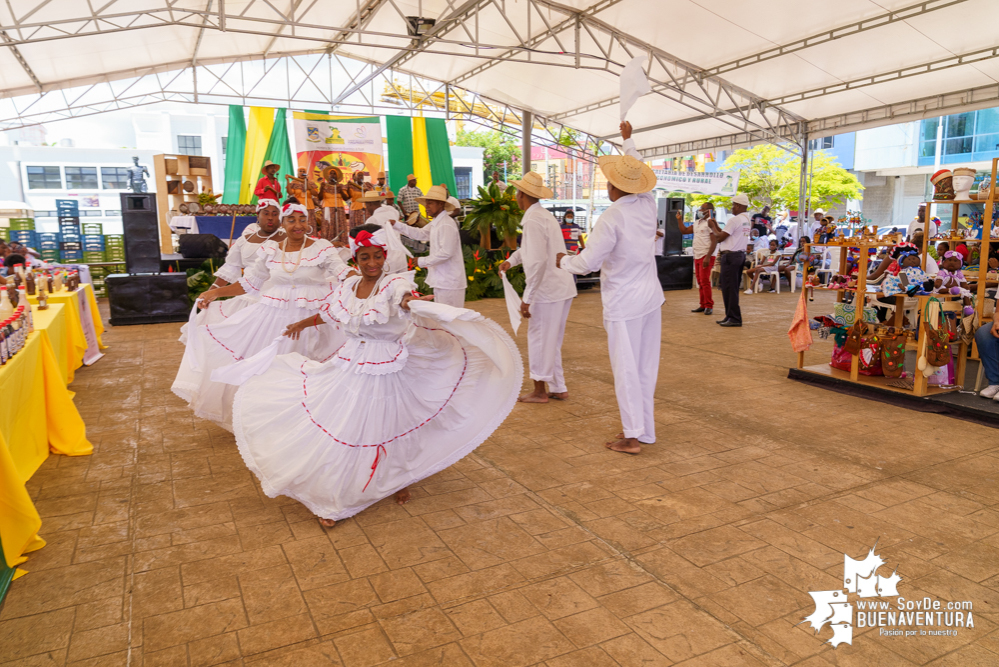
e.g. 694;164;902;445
318;517;336;528
548;392;569;401
518;380;550;403
605;437;641;455
396;488;411;505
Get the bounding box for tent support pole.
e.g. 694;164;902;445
522;110;532;183
797;133;809;241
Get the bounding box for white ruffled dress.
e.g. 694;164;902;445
179;227;287;344
231;271;522;521
173;238;350;431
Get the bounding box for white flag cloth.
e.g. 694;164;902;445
620;56;651;121
211;336;286;385
500;271;522;335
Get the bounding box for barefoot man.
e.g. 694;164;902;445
500;172;577;403
557;122;663;454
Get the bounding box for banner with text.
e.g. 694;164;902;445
292;112;383;184
654;169;740;196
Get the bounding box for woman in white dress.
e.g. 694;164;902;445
227;224;522;527
172;198;351;431
179;199;285;343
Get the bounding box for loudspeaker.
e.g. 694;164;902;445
107;273;190;325
657;197;686;256
121;192;160;274
655;255;694;291
178;234;229;260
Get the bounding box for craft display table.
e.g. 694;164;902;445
0;306;93;602
27;283;106;381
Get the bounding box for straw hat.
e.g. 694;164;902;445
321;165;343;183
360;191;383;203
262;160;280;173
445;196;461;213
416;185;449;205
406;173;416;181
510;171;553;199
598;153;655;194
381;189;395;200
377;171;386;178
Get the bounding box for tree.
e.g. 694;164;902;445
455;128;522;183
689;143;863;212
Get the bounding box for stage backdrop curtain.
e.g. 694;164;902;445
240;107;275;203
221;105;246;204
411;118;434;201
425;118;458;198
386;115;414;197
256;108;294;206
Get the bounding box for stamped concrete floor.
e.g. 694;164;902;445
2;288;998;667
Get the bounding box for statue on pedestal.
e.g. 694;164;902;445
127;156;150;193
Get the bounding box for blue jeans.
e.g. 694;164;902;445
975;322;999;385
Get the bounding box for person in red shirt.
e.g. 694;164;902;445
253;161;282;200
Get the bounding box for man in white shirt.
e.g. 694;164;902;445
907;204;939;239
678;202;717;315
500;172;577;404
557;121;664;455
808;209;825;241
711;193;751;327
394;185;465;307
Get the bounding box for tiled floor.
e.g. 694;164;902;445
2;288;998;666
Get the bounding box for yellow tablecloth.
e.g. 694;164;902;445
31;304;72;386
0;329;93;578
27;283;105;383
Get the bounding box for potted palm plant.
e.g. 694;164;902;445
462;182;522;250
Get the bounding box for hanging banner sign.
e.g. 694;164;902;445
653;169;740;196
292;112;383;182
76;287;104;366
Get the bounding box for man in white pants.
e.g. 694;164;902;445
500;172;577;403
393;185;465;307
557;121;663;455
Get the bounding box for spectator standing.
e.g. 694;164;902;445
560;210;585;254
397;175;423;219
711;193;751;327
907;204;939;239
751;205;772;238
678;202;716;315
808;209;825;241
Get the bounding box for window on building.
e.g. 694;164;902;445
177;135;202;156
65;166;99;189
454;167;472;199
808;137;834;151
919;109;999;165
80;210;103;217
104;209;122;217
101;167;131;189
26;166;62;189
33;210;58;218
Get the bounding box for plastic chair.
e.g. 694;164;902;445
814;247;834;285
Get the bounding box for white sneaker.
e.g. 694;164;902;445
981;384;999;399
744;289;753;295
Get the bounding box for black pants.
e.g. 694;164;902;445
718;251;745;324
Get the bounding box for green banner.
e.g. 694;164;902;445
386;116;414;197
258;108;294;205
425;118;457;199
221;105;245;204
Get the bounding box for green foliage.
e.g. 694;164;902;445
455;128;522;182
462;246;524;301
185;259;217;304
462;182;523;249
688;144;864;212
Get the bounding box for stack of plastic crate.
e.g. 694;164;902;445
57;200;82;262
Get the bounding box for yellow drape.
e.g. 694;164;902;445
0;324;92;576
240;107;275;203
27;283;103;383
411;117;434;216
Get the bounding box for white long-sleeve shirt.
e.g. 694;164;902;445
506;203;576;304
395;210;465;290
560;138;664;322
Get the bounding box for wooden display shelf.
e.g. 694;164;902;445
796;364;961;396
153;153;214;254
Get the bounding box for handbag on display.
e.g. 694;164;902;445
833;301;878;327
830;338;883;376
843;320;868;356
876;328;908;379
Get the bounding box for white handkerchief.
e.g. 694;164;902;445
620;56;651;121
500;271;522;335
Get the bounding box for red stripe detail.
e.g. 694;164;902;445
205;325;243;361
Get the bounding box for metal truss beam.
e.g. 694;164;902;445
0;30;42;90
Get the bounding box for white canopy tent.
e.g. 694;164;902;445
0;0;997;162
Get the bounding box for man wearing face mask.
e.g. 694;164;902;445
678;202;717;315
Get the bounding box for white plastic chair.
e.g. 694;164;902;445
814;247;834;285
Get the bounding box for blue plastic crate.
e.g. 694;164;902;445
38;232;59;243
39;241;60;250
56;199;80;212
60;251;82;261
9;230;36;245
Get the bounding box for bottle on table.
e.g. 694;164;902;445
37;283;48;311
25;269;35;296
17;286;31;332
0;320;7;365
0;288;13;320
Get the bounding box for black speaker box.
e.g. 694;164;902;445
655;255;694;291
106;273;190;325
657;197;686;256
121;192;160;274
178;234;229;260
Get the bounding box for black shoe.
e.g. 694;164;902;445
719;320;742;327
716;318;731;324
704;308;713;315
691;307;705;313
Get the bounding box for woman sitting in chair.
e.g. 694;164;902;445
745;239;782;294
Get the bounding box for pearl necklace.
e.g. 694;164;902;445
280;238;306;273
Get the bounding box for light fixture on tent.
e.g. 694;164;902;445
405;17;435;37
